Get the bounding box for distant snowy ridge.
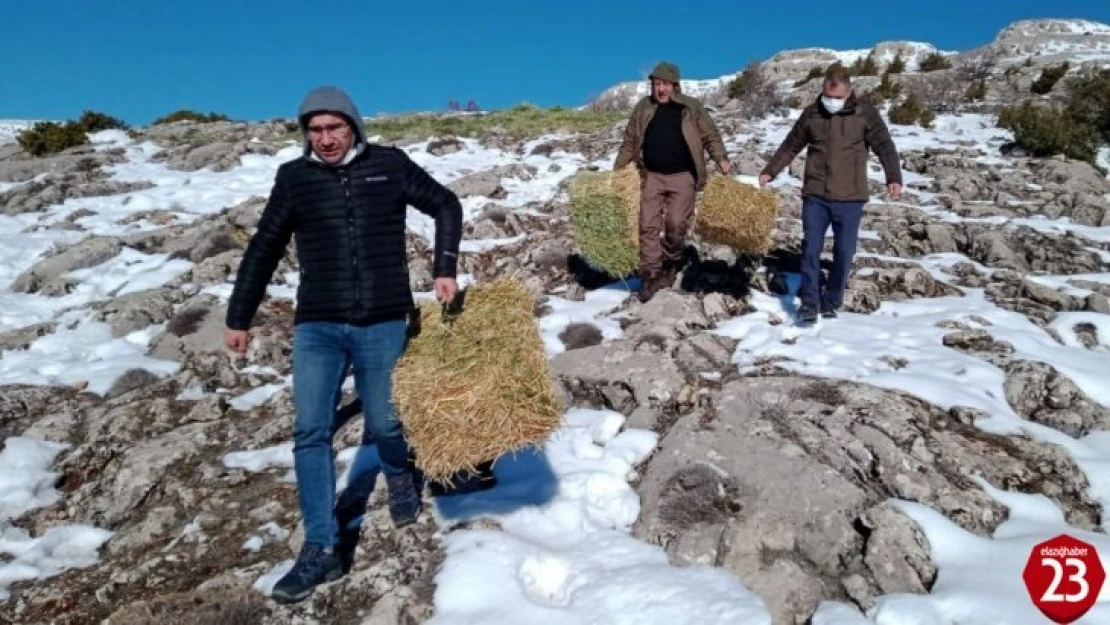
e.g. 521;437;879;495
968;17;1110;65
588;17;1110;109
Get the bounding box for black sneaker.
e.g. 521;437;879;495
271;543;344;604
798;302;819;324
385;472;423;528
821;307;838;319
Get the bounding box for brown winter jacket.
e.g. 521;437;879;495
614;92;728;190
761;92;902;202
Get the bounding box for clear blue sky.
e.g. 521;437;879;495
3;0;1109;125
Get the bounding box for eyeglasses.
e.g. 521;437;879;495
307;122;350;138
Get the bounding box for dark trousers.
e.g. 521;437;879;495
800;195;865;309
639;170;696;277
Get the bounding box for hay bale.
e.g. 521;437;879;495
393;277;563;483
569;165;641;276
695;174;779;255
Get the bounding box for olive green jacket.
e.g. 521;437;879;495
614;92;728;189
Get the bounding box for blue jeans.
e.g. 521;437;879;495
800;195;865;309
291;319;411;548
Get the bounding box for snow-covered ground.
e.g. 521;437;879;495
0;93;1108;623
0;437;113;601
0;119;40;146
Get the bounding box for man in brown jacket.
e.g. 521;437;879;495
760;65;902;323
614;61;730;303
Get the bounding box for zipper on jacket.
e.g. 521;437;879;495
339;167;359;322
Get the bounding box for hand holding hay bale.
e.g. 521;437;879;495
569;165;642;277
392;277;563;483
696;174;779;255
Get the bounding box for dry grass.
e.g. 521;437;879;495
658;464;742;529
393;277;563;482
569;165;642;276
166;306;209;337
364;103;627;142
695;174;779;255
106;589;271;625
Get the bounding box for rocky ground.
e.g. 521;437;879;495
2;38;1110;625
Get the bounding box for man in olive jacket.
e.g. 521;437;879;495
760;65;902;322
614;61;730;303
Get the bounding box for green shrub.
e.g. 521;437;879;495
1031;62;1070;95
725;61;782;119
727;61;763;99
886;52;907;75
918;52;951;72
850;50;879;77
918;108;936;129
793;65;825;87
1062;69;1110;142
16;109;127;157
152;110;232;125
17;121;88;157
997;100;1100;163
997;69;1110;164
965;79;988;101
76;110;128;132
889;94;935;128
859;73;902;106
876;73;902;100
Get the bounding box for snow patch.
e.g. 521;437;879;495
0;437;113;601
427;408;772;624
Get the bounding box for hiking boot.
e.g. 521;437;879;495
637;273;667;303
661;262;679;289
386;471;423;528
271;543;344;604
798;301;819;324
821;307;838;319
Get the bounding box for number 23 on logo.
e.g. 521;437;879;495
1023;534;1106;624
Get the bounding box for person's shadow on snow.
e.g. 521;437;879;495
430;447;558;523
331;399;559;530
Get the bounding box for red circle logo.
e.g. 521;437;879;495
1023;534;1105;623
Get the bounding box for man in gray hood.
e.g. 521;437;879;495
225;85;463;603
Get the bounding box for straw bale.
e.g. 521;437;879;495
695;174;779;254
569;165;642;276
392;277;563;482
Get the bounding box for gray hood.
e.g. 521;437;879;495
297;86;367;158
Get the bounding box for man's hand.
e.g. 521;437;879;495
887;183;902;201
434;277;458;303
759;174;773;187
717;159;731;175
224;329;249;356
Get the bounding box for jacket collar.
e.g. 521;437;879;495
305;142;369;169
651;91;695;109
815;91;859;116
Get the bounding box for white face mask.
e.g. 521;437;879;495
821;95;846;114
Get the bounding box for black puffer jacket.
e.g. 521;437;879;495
225;146;463;330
